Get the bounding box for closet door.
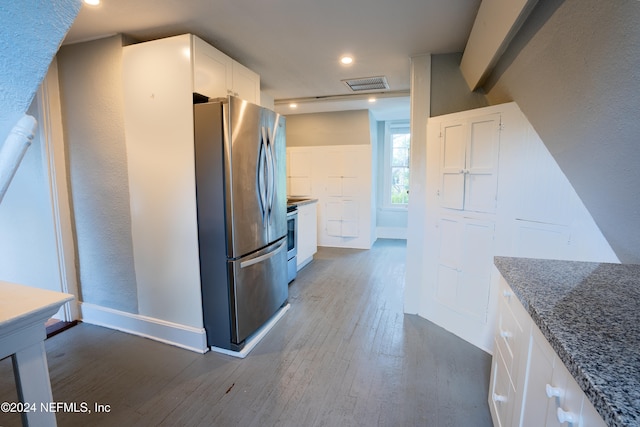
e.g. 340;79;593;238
440;120;466;210
439;114;500;213
464;114;500;213
436;215;495;322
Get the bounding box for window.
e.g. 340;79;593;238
385;121;410;207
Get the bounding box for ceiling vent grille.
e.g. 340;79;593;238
342;76;389;92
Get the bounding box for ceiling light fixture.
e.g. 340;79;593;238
368;97;376;103
289;103;298;109
340;55;353;65
83;0;100;5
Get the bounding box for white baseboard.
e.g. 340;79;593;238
376;227;408;240
79;302;208;354
210;303;290;359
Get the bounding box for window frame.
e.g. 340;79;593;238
382;120;410;210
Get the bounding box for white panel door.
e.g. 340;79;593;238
440;115;500;213
465;115;500;213
440;121;466;209
436;215;495;322
458;219;495;320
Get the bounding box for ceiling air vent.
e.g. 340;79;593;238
342;76;389;92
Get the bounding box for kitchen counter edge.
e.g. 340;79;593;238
494;256;640;427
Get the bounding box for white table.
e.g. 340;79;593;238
0;281;74;426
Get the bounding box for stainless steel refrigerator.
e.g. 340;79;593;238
194;96;288;351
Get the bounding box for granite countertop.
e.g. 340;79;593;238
494;257;640;427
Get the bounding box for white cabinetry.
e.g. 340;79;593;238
296;201;317;270
191;34;260;103
121;34;260;331
489;276;607;427
286;148;313;196
440;114;500;213
287;145;374;250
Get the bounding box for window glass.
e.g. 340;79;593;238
389;124;410;205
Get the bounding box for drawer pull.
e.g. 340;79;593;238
556;407;577;424
492;392;507;403
546;384;564;399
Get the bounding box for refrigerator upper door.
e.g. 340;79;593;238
265;112;287;244
225;97;274;258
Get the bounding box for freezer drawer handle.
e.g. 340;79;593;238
240;240;286;269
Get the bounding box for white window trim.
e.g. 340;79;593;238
383;120;410;210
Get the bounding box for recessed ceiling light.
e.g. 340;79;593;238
289;103;298;109
84;0;100;5
368;97;376;103
340;56;353;65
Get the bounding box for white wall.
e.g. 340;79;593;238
0;95;61;292
0;1;80;298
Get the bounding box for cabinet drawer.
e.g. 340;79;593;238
489;344;515;427
496;297;523;373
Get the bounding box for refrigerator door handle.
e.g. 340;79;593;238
265;126;275;221
240;239;286;269
258;127;268;226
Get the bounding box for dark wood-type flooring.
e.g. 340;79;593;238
0;239;492;426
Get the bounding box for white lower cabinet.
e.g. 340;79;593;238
489;276;606;427
296;201;317;270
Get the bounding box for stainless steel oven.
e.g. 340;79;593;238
286;206;298;283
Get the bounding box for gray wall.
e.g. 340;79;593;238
286;110;372;147
57;35;139;311
482;0;640;263
430;52;488;117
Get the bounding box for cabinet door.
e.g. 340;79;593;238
325;199;358;238
546;362;586;427
297;202;317;268
521;327;558;427
287;148;313;196
192;36;232;99
436;215;495;321
231;61;260;104
439;114;500;213
464;115;500;213
440;120;466;210
489;345;516;427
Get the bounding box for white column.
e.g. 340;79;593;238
404;54;431;314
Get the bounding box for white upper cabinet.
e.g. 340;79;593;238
192;36;232;99
231;61;260;104
191;34;260;103
440;113;501;213
286;148;313;196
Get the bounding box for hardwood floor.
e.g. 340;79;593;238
0;239;493;426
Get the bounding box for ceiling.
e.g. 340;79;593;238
63;0;481;121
